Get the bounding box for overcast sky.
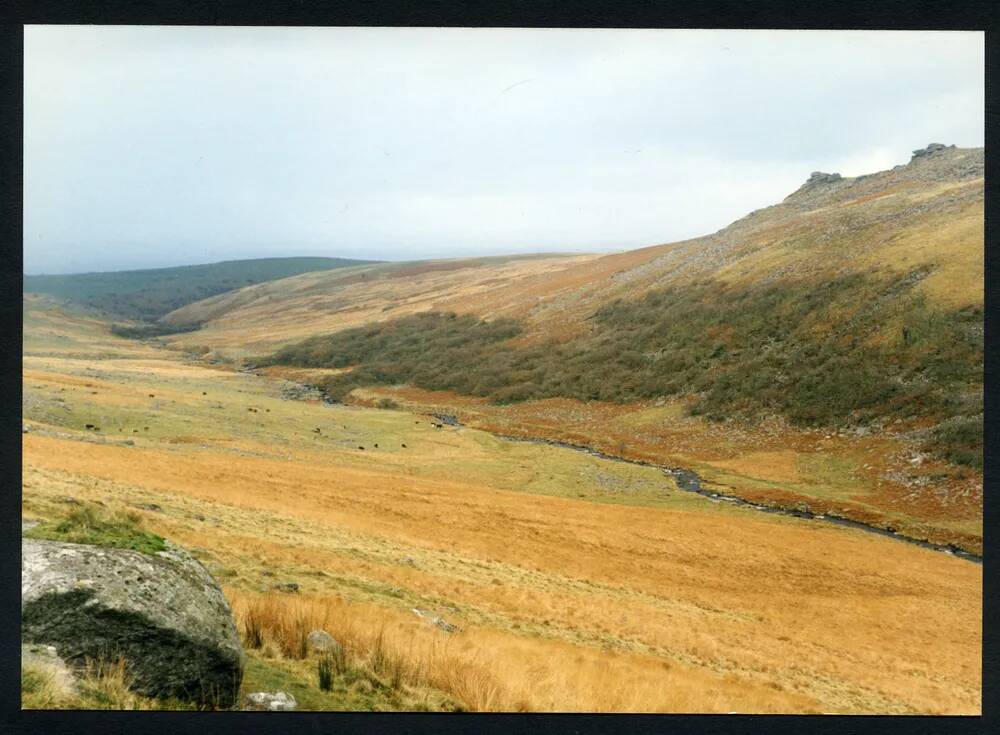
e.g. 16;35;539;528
24;26;984;275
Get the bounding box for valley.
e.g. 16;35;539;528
21;145;984;714
21;294;982;713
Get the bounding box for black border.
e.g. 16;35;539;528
1;2;996;735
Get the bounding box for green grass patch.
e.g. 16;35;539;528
24;504;167;555
241;653;460;712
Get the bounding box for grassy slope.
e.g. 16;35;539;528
25;256;375;322
21;297;982;713
162;148;983;355
268;269;981;468
159;253;599;357
256;148;982;469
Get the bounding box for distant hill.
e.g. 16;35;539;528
226;145;982;469
24;256;375;322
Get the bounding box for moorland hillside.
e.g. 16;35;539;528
25;256;375;322
250;145;983;469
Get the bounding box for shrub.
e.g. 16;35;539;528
261;269;982;469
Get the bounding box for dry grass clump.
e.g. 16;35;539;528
228;588;512;711
22;656;195;711
21;661;76;709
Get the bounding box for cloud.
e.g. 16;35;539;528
23;27;984;274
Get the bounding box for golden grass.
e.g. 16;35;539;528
21;660;77;709
22;656;191;711
20;298;983;713
163;254;600;358
225;589;822;713
369;386;983;550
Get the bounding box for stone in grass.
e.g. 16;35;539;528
271;582;299;593
22;538;244;708
411;608;462;634
244;690;297;711
306;629;341;654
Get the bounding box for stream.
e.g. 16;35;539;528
430;414;983;564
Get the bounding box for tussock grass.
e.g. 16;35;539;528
22;656;197;711
21;661;75;709
229;590;505;710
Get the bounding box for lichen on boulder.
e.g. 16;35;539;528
22;537;244;707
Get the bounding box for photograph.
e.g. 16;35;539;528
19;25;983;714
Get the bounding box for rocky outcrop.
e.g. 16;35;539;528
911;142;954;159
805;171;843;186
22;538;244;707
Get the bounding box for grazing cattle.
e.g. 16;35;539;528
358;446;365;451
149;394;155;398
85;424;94;429
313;428;321;434
374;443;378;448
401;443;407;448
202;392;207;396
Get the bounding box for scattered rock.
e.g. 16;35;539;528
22;424;30;434
306;629;340;653
272;581;299;593
132;503;162;512
411;607;461;633
22;519;39;532
244;690;297;711
22;537;244;707
59;497;81;506
400;556;417;567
